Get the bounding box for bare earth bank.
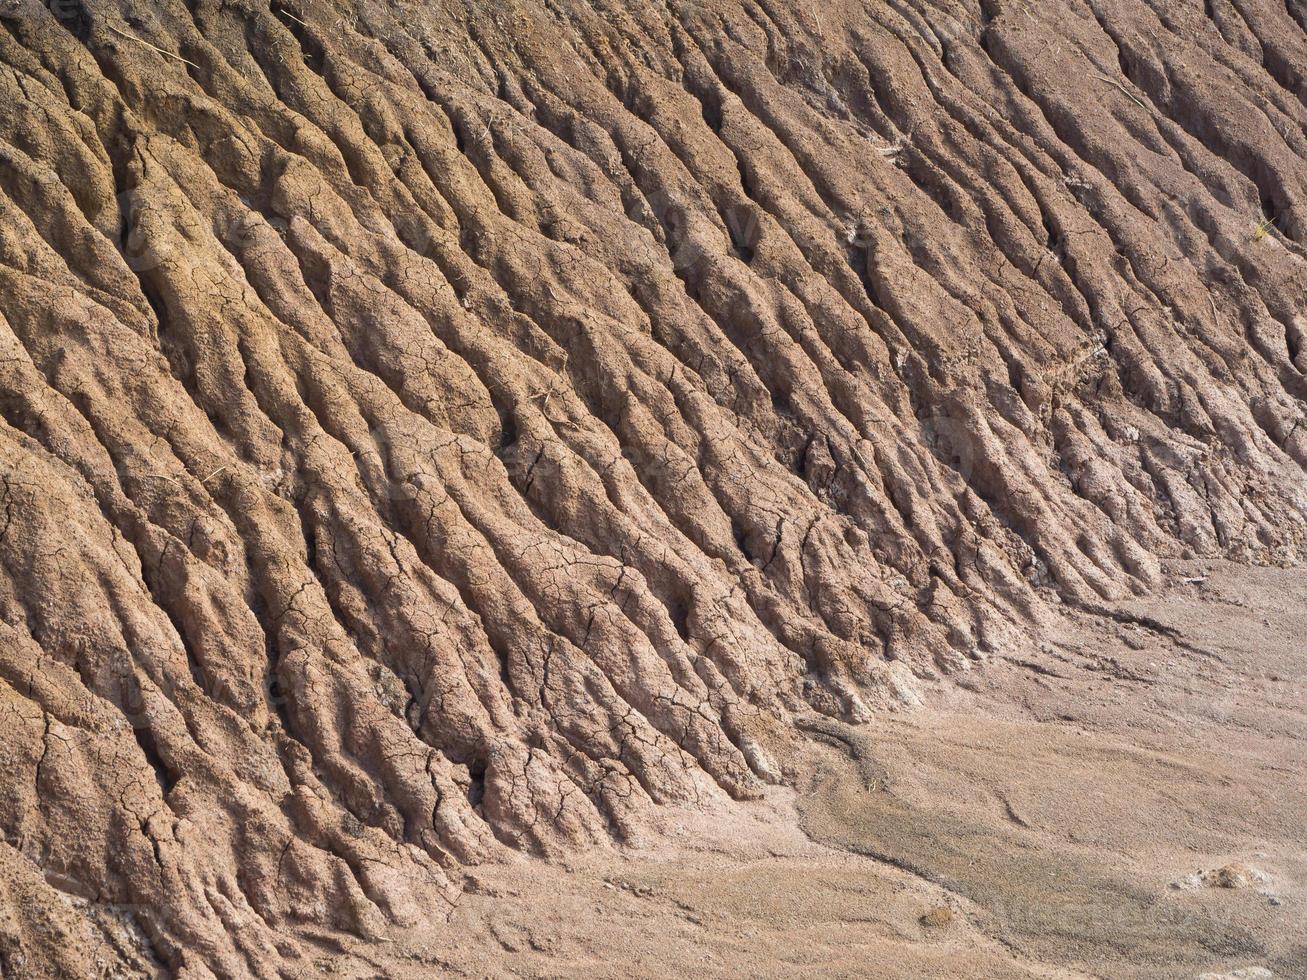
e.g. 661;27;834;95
310;560;1305;979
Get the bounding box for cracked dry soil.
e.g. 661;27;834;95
0;0;1304;976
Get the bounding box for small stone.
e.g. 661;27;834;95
1214;864;1255;888
919;906;953;928
1202;863;1267;889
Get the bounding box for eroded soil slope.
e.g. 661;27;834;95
0;0;1304;974
388;563;1307;979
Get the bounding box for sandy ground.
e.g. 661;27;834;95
309;561;1306;978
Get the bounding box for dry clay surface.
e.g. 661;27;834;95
0;0;1304;974
348;562;1307;978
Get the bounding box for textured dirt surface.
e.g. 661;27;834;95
0;0;1305;975
81;560;1293;979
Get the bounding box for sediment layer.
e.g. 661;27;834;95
0;0;1304;973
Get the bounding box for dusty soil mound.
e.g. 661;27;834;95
0;0;1303;974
